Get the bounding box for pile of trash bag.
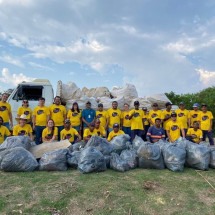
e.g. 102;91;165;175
110;134;131;154
209;147;215;168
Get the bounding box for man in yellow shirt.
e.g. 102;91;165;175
0;93;13;130
0;116;11;143
121;103;131;137
83;122;98;142
161;102;173;133
49;96;66;140
96;103;108;128
148;103;162;126
186;121;203;144
13;114;33;141
129;101;144;141
166;112;185;143
32;97;50;145
94;119;106;138
199;104;214;145
60;119;81;144
142;107;150;141
175;102;189;134
188;103;200;128
106;101;121;133
107;123;125;142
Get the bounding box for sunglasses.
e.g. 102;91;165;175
23;101;28;103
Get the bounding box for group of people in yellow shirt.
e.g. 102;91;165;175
0;93;214;146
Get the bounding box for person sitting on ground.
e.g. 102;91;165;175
42;119;58;143
147;118;165;143
60;119;81;144
94;119;106;138
166;112;185;143
0;116;11;144
83;122;97;142
107;123;125;142
186;121;203;144
13;114;33;141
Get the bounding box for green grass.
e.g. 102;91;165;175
0;168;215;215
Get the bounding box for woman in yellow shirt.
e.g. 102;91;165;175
17;100;32;124
0;116;11;143
42;119;58;143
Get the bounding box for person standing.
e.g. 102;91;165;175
17;100;32;124
129;101;144;141
175;102;189;134
188;103;200;128
82;101;96;130
0;116;11;144
199;104;214;145
96;103;108;129
49;96;66;140
32;97;50;145
161;102;173;136
148;103;162;126
142;107;150;141
0;93;13;129
121;103;131;136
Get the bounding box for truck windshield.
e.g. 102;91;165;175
13;85;43;101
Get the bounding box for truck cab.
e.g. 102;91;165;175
7;79;54;126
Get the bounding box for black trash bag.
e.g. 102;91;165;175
86;136;113;155
0;136;32;151
120;149;138;169
39;149;69;171
162;143;186;172
110;152;130;172
104;155;111;168
72;141;86;151
210;147;215;168
110;134;130;154
78;147;106;173
132;135;145;151
0;147;38;172
137;143;165;169
67;151;81;168
185;143;210;170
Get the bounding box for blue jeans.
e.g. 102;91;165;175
56;125;64;141
3;122;10;130
73;125;80;132
35;126;46;145
131;129;144;141
202;130;214;145
122;126;131;137
143;125;150;141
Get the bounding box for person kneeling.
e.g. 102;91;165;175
107;123;125;142
42;119;58;143
83;123;97;142
186;121;203;144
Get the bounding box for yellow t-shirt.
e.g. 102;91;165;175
161;110;172;130
94;125;106;137
49;104;66;126
0;101;11;123
0;125;10;144
148;110;162;125
83;128;98;138
107;130;125;142
199;111;213;130
107;108;122;128
166;120;182;142
187;128;203;143
60;128;79;143
17;106;32;121
67;110;82;127
129;109;144;130
96;110;107;128
121;111;131;127
175;109;189;129
143;112;149;126
42;127;58;140
188;110;201;127
33;106;50;126
13;124;33;136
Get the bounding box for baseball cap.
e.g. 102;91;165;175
86;101;91;104
193;103;199;108
201;103;207;107
165;102;172;107
134;101;139;105
171;112;177;117
64;119;71;124
142;107;147;111
152;103;158;107
98;103;103;107
179;102;184;105
113;123;119;128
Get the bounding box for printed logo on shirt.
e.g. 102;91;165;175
37;110;44;115
65;134;72;139
87;135;92;138
191;134;197;138
24;111;30;115
0;132;2;137
53;108;60;113
112;112;118;117
97;114;102;118
178;113;184;117
72;112;78;117
45;133;53;140
18;130;26;136
125;115;130;120
192;114;198;118
151;113;157;118
171;125;179;131
202;116;208;121
97;131;101;136
0;106;7;111
133;112;140;117
166;114;170;118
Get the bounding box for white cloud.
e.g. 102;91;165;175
0;55;24;67
0;68;35;86
196;68;215;87
28;62;53;71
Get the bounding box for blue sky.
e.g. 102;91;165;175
0;0;215;96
